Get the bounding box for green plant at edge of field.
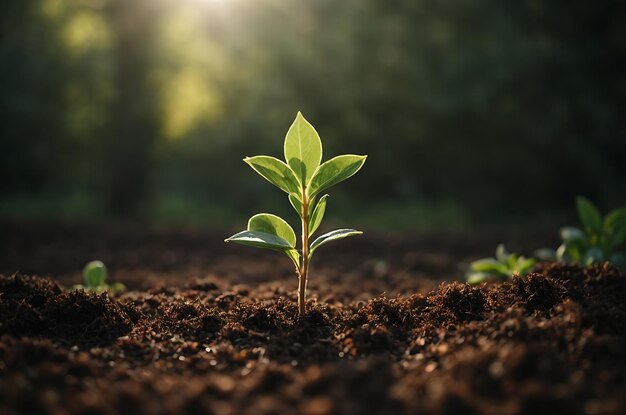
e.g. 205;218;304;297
72;260;126;293
535;196;626;270
466;244;536;285
225;112;367;315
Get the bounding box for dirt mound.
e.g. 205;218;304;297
0;273;136;346
1;264;625;414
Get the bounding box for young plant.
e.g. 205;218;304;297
536;197;626;269
72;260;125;293
466;244;536;285
225;112;367;315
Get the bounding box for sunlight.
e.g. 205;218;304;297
155;7;228;139
62;11;112;55
160;68;221;140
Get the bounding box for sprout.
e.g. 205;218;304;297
466;244;536;285
536;197;626;269
72;260;125;293
225;112;367;315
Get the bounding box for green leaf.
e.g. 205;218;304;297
225;230;293;250
308;194;328;236
247;213;296;248
604;208;626;248
225;213;301;268
576;196;602;235
506;253;520;270
469;258;507;275
288;194;303;216
604;208;626;233
308;154;367;197
284;111;322;186
244;156;301;195
310;229;362;256
558;226;589;263
560;226;586;243
516;257;536;275
558;240;587;264
568;245;585;263
83;260;107;287
557;242;583;264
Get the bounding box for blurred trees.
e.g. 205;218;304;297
1;0;624;224
100;0;159;215
0;1;70;194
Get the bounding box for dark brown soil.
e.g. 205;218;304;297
1;222;624;415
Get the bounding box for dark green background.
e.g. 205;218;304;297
2;0;625;229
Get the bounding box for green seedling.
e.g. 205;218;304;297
535;197;626;269
225;112;366;315
72;260;125;293
466;244;536;285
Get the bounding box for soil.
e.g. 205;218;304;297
1;221;625;415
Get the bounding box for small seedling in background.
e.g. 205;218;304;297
225;112;366;315
466;244;536;285
72;260;125;293
535;196;626;269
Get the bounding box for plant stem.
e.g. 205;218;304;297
298;190;310;316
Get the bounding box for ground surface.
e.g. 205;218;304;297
1;221;624;415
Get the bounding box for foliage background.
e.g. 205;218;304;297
1;0;625;229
